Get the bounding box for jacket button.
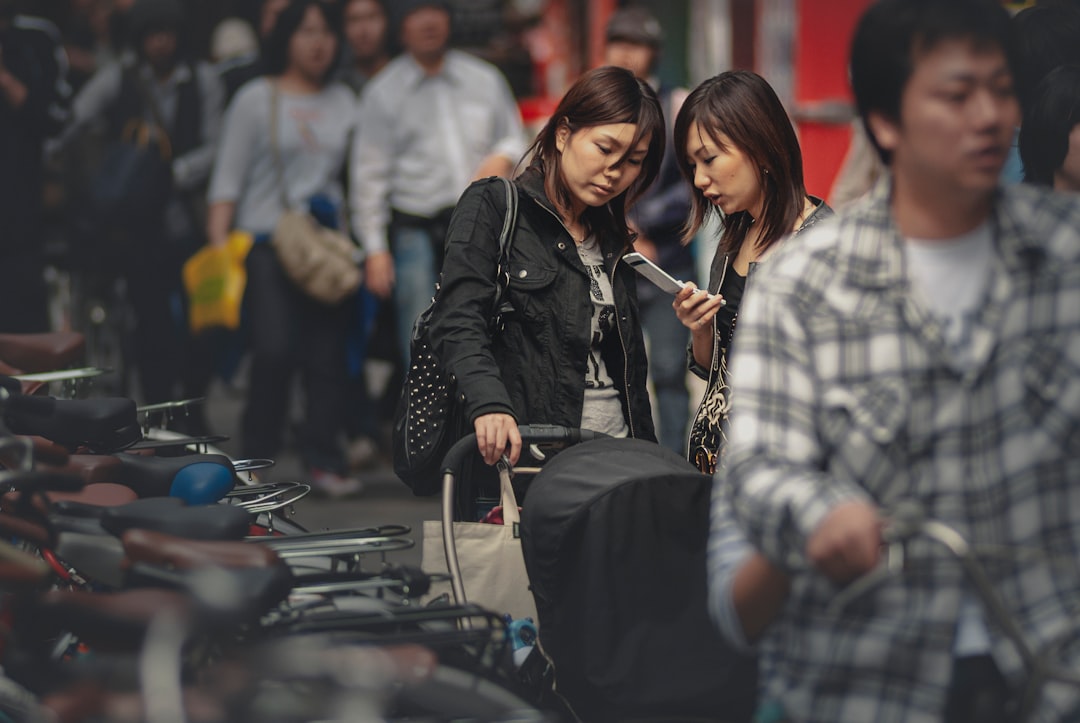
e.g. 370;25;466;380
518;269;528;278
557;242;566;250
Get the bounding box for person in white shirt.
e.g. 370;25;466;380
349;0;525;365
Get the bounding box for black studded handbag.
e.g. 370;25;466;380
392;178;518;495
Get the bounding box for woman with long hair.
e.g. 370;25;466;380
428;65;666;467
671;73;833;686
673;70;833;475
206;0;361;496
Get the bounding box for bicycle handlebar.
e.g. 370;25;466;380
829;501;1080;718
439;425;604;476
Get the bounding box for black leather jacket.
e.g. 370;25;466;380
429;167;656;441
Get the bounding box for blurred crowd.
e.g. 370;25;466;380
0;0;547;495
3;0;1080;502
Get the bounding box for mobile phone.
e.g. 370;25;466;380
623;252;685;295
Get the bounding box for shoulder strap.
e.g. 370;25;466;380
492;177;518;317
268;81;290;210
132;69;174;161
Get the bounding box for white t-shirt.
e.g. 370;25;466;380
903;220;995;657
208;77;356;234
576;236;629;438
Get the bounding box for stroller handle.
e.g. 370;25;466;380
439;425;602;476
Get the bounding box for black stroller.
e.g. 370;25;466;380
519;436;758;723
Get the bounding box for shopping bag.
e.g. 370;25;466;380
421;465;538;622
182;232;253;333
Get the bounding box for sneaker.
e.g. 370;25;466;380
346;435;381;470
309;468;364;499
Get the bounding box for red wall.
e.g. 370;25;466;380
793;0;872;198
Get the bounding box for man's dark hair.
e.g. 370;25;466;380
1010;2;1080;111
1018;63;1080;186
263;0;342;80
850;0;1015;164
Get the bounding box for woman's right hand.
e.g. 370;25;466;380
364;251;395;299
473;413;521;466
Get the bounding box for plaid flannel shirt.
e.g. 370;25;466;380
720;180;1080;722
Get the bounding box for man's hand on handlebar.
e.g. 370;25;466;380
473;413;521;466
807;500;883;583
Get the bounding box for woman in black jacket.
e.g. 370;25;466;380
429;66;666;466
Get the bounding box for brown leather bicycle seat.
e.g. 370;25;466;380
0;434;68;469
0;511;51;545
2;483;136;519
49;483;137;507
0;541;51;593
42;686;225;723
0;560;51;592
38;588;190;651
27;435;72;467
122;528;282;570
0;331;85;373
44;453;123;484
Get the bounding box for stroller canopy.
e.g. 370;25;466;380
520;437;757;722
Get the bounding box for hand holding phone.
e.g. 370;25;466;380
623;252;685;295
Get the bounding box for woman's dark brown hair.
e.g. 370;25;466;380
523;65;665;248
674;70;807;257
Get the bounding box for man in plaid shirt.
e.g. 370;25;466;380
717;0;1080;720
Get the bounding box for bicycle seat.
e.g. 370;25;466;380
43;453;123;484
0;548;51;594
3;483;137;519
0;511;52;545
113;453;236;503
99;497;252;541
2;395;140;452
122;528;282;570
0;332;85;373
26;436;72;466
0;373;21;395
37;588;190;652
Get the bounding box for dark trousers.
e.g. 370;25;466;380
0;220;50;334
944;655;1018;723
241;243;349;472
123;245;184;405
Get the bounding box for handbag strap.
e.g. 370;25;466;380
129;67;174;161
490;176;519;328
268;81;291;211
497;462;519;526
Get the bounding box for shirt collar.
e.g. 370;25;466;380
401;49;461;89
841;177;1045;289
990;187;1047;274
137;60;192;87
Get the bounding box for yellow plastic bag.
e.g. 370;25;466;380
182;231;253;333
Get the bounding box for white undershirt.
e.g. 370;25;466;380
904;222;994;371
903;221;994;657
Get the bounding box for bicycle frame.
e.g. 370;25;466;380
830;501;1080;720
